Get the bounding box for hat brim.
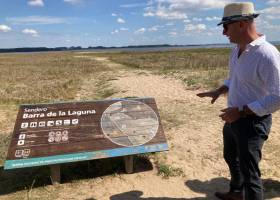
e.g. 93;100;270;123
217;13;259;26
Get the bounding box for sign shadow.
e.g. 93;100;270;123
0;155;153;195
110;190;191;200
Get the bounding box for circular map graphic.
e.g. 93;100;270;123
101;100;159;147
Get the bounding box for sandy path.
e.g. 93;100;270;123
1;55;279;200
70;56;280;200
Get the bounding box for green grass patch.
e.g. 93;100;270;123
157;163;185;178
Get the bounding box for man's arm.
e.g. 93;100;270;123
197;85;228;104
247;50;280;116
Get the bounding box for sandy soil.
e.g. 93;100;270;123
1;56;280;200
66;56;280;200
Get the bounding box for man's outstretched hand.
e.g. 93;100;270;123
196;90;220;104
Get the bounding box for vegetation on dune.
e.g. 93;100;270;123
0;52;106;104
0;47;279;199
97;45;280;89
98;48;231;88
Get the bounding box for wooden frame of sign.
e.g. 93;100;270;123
4;97;168;184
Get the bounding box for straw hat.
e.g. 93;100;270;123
217;2;259;26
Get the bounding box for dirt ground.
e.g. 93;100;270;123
62;56;280;200
1;56;280;200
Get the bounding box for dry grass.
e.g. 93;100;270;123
0;52;110;166
0;51;121;199
104;48;230;70
97;45;280;89
96;48;231;89
0;52;106;104
0;46;280;199
0;52;112;165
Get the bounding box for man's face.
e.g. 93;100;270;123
223;21;241;44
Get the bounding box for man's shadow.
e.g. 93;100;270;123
108;177;280;200
108;177;227;200
185;178;280;199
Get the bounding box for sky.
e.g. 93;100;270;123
0;0;280;48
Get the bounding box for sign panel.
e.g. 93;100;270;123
4;98;168;169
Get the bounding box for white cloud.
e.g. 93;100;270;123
165;22;174;26
120;27;129;31
183;19;191;23
159;0;229;10
120;3;147;8
144;4;187;20
148;26;158;32
144;0;230;20
117;18;126;24
111;29;119;34
134;28;146;34
259;6;280;15
209;26;220;31
112;13;117;17
256;19;280;32
266;0;280;5
185;23;206;32
193;17;202;22
148;25;164;32
143;11;154;17
64;0;82;5
0;25;12;32
168;31;177;36
205;16;221;21
258;6;280;22
6;16;69;25
22;28;39;37
206;32;214;36
206;26;221;36
28;0;44;7
266;15;280;20
251;7;280;39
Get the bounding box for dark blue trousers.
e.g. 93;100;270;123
223;114;272;200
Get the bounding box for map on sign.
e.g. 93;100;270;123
101;100;159;147
4;98;168;169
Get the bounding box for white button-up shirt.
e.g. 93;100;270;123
224;35;280;116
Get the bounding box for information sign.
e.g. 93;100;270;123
4;98;168;169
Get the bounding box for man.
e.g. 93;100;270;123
197;2;280;200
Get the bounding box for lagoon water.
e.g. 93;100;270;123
2;41;279;54
70;41;279;53
83;44;234;53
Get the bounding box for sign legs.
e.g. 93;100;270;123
124;155;134;174
50;164;61;184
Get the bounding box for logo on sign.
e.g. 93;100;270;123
21;122;29;129
39;121;46;127
15;149;31;158
47;121;54;127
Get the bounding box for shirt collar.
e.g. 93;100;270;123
248;35;266;47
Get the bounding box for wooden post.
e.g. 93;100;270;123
50;164;61;184
124;155;134;174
